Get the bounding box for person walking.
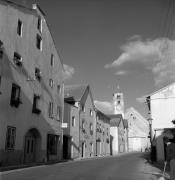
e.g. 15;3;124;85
166;142;175;180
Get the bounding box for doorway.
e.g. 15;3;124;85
24;128;41;163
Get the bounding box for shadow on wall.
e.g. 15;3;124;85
0;45;62;166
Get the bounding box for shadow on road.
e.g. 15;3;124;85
140;153;170;180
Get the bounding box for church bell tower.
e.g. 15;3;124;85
113;85;124;117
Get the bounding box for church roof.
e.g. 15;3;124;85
108;114;123;127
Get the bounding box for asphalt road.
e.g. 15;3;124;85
0;153;164;180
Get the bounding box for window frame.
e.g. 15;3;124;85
47;134;59;155
13;52;22;67
10;83;21;108
32;94;41;114
49;79;54;88
49;102;54;118
37;16;42;33
72;116;75;127
51;54;54;67
17;19;23;37
5;126;16;151
36;34;42;51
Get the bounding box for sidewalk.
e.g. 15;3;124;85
142;153;170;180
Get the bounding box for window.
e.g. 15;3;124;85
51;54;54;66
49;79;54;88
13;52;22;66
17;19;22;37
82;119;85;133
32;94;41;114
49;102;54;118
5;126;16;150
117;100;120;104
36;34;42;50
35;68;41;81
10;83;22;107
117;95;121;99
82;105;85;112
47;134;59;155
90;109;93;116
72;116;75;127
90;123;93;135
37;16;42;32
56;105;61;121
57;85;61;94
91;143;93;153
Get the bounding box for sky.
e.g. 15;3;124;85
14;0;175;117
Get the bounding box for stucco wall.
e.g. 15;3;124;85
79;93;95;158
0;2;64;165
110;127;118;155
151;83;175;130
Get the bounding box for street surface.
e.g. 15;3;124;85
0;153;168;180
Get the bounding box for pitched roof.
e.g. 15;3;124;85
95;108;110;121
64;84;88;102
108;114;123;127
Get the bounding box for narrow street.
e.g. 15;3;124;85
0;153;168;180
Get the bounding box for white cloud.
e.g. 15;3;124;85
94;100;113;114
115;70;128;76
105;37;175;86
63;64;75;81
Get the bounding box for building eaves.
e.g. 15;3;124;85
95;108;110;121
64;84;88;102
0;0;37;15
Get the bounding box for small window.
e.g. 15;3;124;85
117;100;120;104
14;52;22;66
35;68;41;81
32;94;41;114
82;105;85;112
36;34;42;50
51;54;54;66
57;85;61;94
47;134;59;155
10;83;22;108
17;19;22;37
5;126;16;150
49;79;54;88
90;123;93;135
82;119;85;132
72;116;75;127
90;109;93;116
56;105;61;121
37;16;42;32
117;95;121;99
49;102;54;118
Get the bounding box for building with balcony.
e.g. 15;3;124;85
0;1;64;166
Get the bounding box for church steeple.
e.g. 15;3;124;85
113;84;124;117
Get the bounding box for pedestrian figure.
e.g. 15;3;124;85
166;142;175;180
